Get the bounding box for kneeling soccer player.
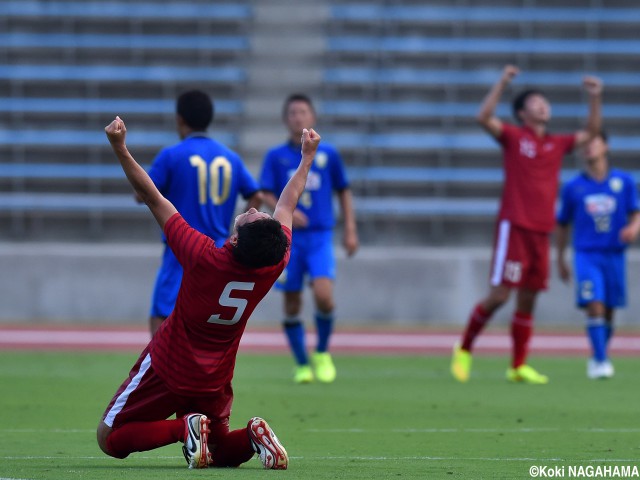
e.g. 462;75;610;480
97;116;321;469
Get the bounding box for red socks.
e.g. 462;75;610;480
106;418;255;468
461;303;492;351
511;311;533;368
106;419;184;459
209;427;255;467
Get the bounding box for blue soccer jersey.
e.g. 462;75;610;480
259;141;349;231
148;133;259;318
149;133;259;243
557;168;639;251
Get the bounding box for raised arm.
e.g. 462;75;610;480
574;76;603;147
476;65;519;139
273;128;320;230
105;116;177;228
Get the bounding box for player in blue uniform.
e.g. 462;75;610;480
147;90;262;335
556;132;640;379
259;94;359;383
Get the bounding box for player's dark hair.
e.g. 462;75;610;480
233;218;290;268
176;90;214;131
512;89;545;123
282;93;315;119
598;130;608;143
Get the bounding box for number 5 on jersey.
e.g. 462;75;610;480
190;155;232;205
208;281;256;325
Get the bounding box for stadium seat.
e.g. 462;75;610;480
354;197;498;217
0;97;242;116
320;101;638;120
328;37;640;56
323;68;640;88
0;1;252;21
331;5;640;25
1;33;249;52
0;64;246;84
0;129;236;148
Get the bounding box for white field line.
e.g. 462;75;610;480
2;329;640;351
306;428;640;434
4;455;640;463
4;427;640;434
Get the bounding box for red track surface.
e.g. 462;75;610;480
1;325;640;356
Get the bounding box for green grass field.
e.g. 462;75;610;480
1;351;639;479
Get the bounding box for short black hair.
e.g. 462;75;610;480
282;93;315;119
598;130;608;143
176;90;214;131
512;89;545;123
233;218;290;268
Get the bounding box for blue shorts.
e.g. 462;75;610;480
574;250;626;309
150;238;225;318
276;229;336;292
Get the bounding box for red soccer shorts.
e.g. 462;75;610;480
489;219;550;291
101;346;233;432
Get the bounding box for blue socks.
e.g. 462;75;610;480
315;311;334;353
587;317;607;362
284;312;335;364
283;319;308;366
605;323;614;347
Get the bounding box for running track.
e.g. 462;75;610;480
1;326;640;355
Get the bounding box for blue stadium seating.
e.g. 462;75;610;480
354;197;498;217
0;193;143;213
324;68;640;88
0;1;251;20
328;37;640;56
0;130;236;148
331;6;640;25
0;98;242;116
325;132;639;154
320;101;638;120
0;64;245;83
1;33;249;52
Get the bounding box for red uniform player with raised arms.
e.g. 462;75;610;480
97;116;322;470
450;65;603;384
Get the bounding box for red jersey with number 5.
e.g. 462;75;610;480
150;213;291;395
498;124;575;233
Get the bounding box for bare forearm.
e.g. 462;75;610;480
585;93;602;138
477;79;507;123
277;153;314;213
112;145;162;204
556;225;570;260
338;189;357;231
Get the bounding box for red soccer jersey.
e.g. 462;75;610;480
150;213;291;395
497;123;576;233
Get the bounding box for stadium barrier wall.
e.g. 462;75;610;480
1;243;639;327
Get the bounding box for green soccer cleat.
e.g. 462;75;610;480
506;364;549;385
312;352;337;383
450;343;472;383
293;365;314;384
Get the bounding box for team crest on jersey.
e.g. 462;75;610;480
519;139;537;158
609;177;623;193
585;194;616;215
314;152;328;169
305;171;322;191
